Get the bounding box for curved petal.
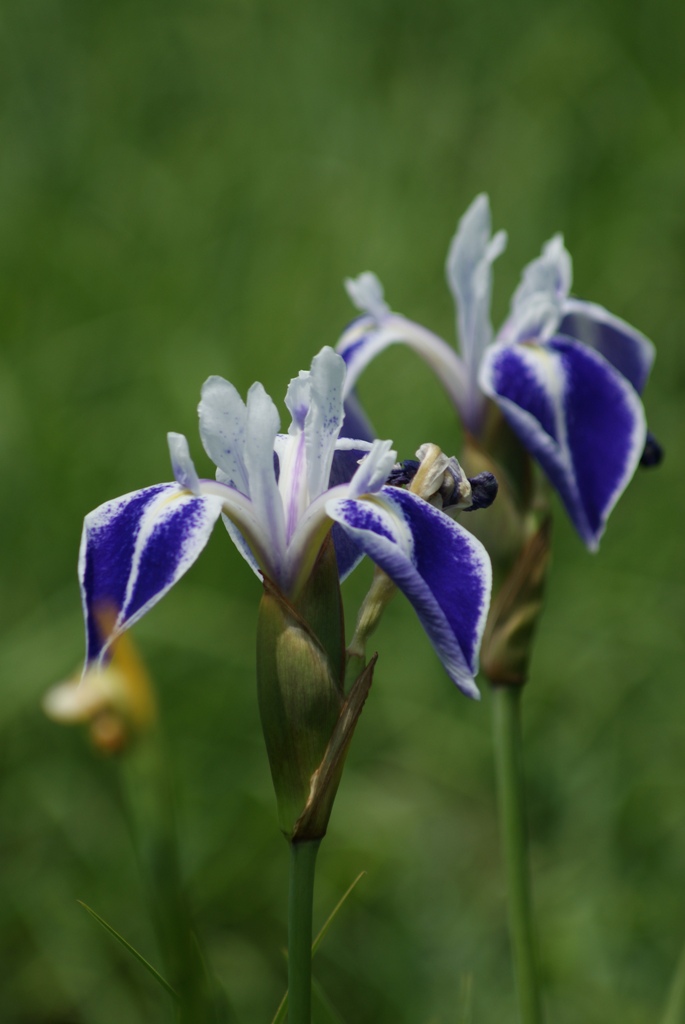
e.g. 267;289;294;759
210;467;263;580
446;194;507;422
480;337;647;549
79;484;224;664
326;487;492;698
198;375;249;494
337;312;468;415
560;297;655;394
347;439;397;498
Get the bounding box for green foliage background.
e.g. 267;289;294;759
1;0;684;1021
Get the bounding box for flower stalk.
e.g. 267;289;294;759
491;684;543;1024
288;839;321;1024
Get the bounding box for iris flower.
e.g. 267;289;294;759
80;347;492;697
338;194;656;550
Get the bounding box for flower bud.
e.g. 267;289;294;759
257;534;370;840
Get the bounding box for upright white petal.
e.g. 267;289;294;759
445;194;507;430
284;370;311;433
244;382;287;564
198;375;249;494
305;347;346;501
167;432;201;495
501;234;572;345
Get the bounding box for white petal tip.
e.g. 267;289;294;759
345;272;390;319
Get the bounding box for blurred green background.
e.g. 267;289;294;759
1;0;684;1021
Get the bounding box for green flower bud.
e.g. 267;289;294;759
257;535;373;840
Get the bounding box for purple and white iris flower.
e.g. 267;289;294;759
338;194;656;551
80;347;492;698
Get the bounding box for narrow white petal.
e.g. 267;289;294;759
167;432;200;495
284;370;311;433
244;382;287;568
347;439;397;498
305;347;346;501
445;194;507;430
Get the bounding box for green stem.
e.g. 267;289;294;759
491;685;544;1024
288;839;321;1024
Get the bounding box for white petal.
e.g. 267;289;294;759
198;375;249;494
167;432;200;495
445;194;507;430
244;382;287;567
347;439;397;497
304;347;346;501
345;272;390;320
501;233;572;344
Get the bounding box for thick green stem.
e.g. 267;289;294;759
288;839;321;1024
492;685;544;1024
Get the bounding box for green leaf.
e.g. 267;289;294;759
77;900;179;1001
312;871;366;956
661;938;685;1024
458;973;474;1024
270;871;366;1024
312;977;346;1022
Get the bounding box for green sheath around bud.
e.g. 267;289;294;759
481;516;552;686
461;421;552;687
257;535;352;838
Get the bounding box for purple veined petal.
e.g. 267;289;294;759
480;337;647;549
244;382;287;568
560;297;655;394
79;483;224;665
327;487;492;698
198;375;249;494
337;312;468;421
445;194;507;424
304;347;346;501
